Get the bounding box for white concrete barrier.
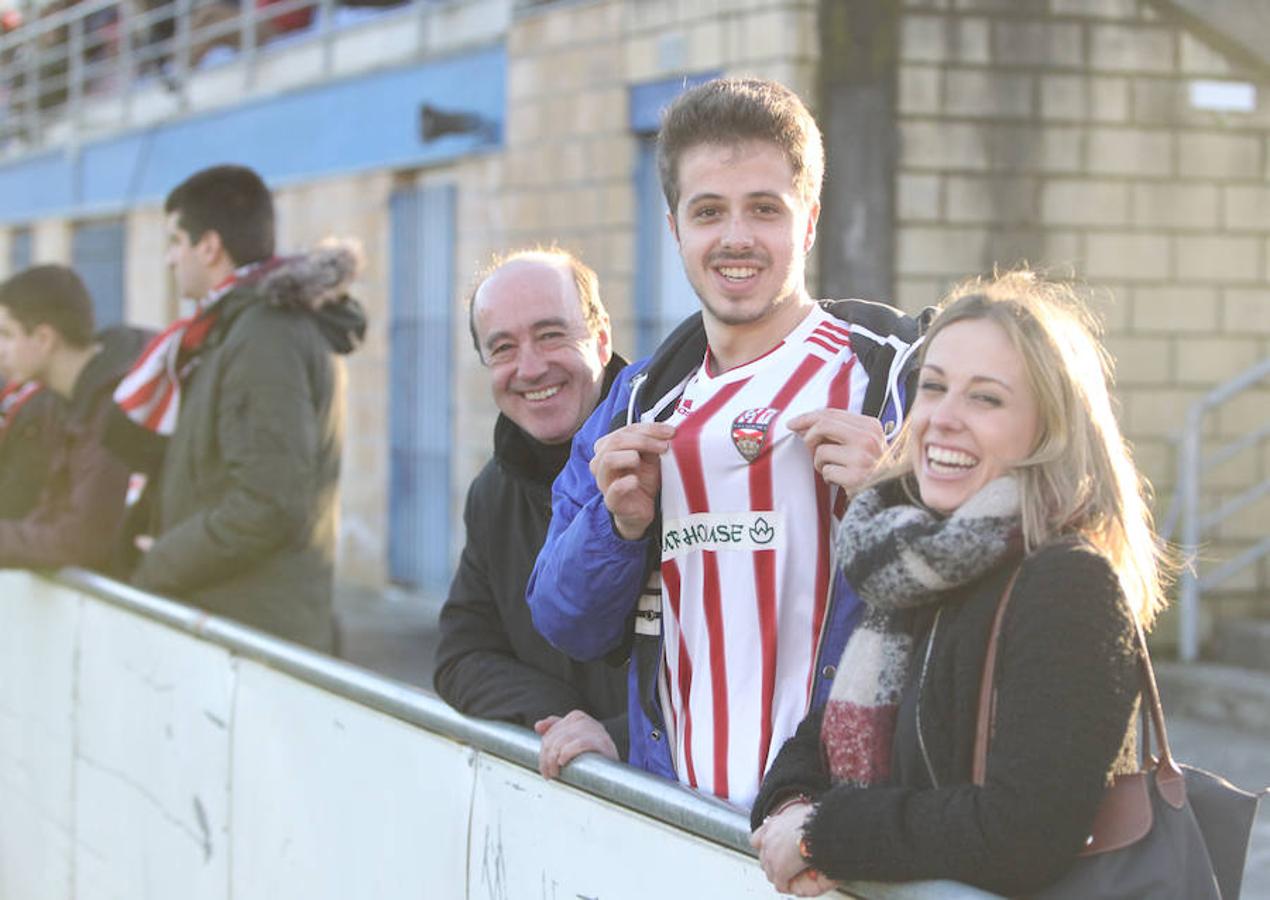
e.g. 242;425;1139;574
0;569;998;900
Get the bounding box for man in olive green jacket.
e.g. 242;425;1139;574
117;165;365;651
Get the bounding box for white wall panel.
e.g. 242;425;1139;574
0;575;80;900
72;602;235;900
0;572;993;900
229;662;473;900
468;756;774;900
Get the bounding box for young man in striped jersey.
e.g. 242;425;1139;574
527;78;927;808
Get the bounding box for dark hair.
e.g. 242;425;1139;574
0;264;95;347
164;164;276;266
656;77;825;215
465;247;609;358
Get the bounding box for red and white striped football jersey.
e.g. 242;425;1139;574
649;305;869;806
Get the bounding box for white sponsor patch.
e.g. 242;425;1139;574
660;511;785;560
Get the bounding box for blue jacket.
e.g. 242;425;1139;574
527;301;929;784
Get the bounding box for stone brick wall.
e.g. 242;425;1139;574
0;0;827;593
446;0;822;561
274;171;398;585
894;0;1270;623
3;0;1263;619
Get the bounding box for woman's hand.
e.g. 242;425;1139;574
749;799;834;895
786;868;840;897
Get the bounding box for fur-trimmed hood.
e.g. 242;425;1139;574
252;240;367;355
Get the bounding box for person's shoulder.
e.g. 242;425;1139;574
819;297;935;346
21;385;63;420
97;325;156;378
4;386;61;443
610;355;650;393
466;456;506;510
636;314;706;405
228;293;323;350
1021;536;1115;580
1014;537;1130;628
588;356;650;433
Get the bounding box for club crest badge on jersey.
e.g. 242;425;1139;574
731;407;779;462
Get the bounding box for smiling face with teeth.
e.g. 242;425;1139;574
909;318;1041;515
473;258;611;446
668;140;819;370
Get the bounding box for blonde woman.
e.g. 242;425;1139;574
749;270;1170;897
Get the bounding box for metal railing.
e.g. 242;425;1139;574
42;566;997;900
1167;356;1270;662
0;0;418;149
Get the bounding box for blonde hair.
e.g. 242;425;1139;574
876;270;1170;627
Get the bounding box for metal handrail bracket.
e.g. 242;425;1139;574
1173;356;1270;662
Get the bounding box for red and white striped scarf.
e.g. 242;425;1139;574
0;379;43;440
113;260;275;436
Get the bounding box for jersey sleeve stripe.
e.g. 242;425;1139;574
818;319;853;341
807;335;847;355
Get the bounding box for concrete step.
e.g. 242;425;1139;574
332;583;443;691
1156;661;1270;739
1216;618;1270;674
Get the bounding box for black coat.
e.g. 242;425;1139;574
0;327;149;569
752;540;1141;897
0;384;63;521
132;251;366;652
433;358;629;755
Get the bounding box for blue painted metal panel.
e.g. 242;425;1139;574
388;183;453;592
71;219;126;328
8;227;33;273
0;45;505;223
628;71;719;134
633;138;661;357
629;72;717;355
0;152;76;222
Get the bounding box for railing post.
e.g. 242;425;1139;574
68;12;84;135
1178;412;1203;663
320;0;335;77
242;0;258;91
117;0;135;128
22;14;40;143
173;0;192;104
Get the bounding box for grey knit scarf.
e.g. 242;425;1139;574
821;475;1021;786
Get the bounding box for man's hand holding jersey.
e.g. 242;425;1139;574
590;422;676;540
787;409;887;494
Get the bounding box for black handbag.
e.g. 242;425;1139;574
974;573;1262;900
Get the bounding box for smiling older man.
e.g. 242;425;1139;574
433;248;630;778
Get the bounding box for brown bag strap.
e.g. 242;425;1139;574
971;568;1020;785
971;565;1184;808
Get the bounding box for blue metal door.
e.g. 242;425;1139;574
71;218;125;328
388;184;454;592
634;137;699;357
629;74;717;357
